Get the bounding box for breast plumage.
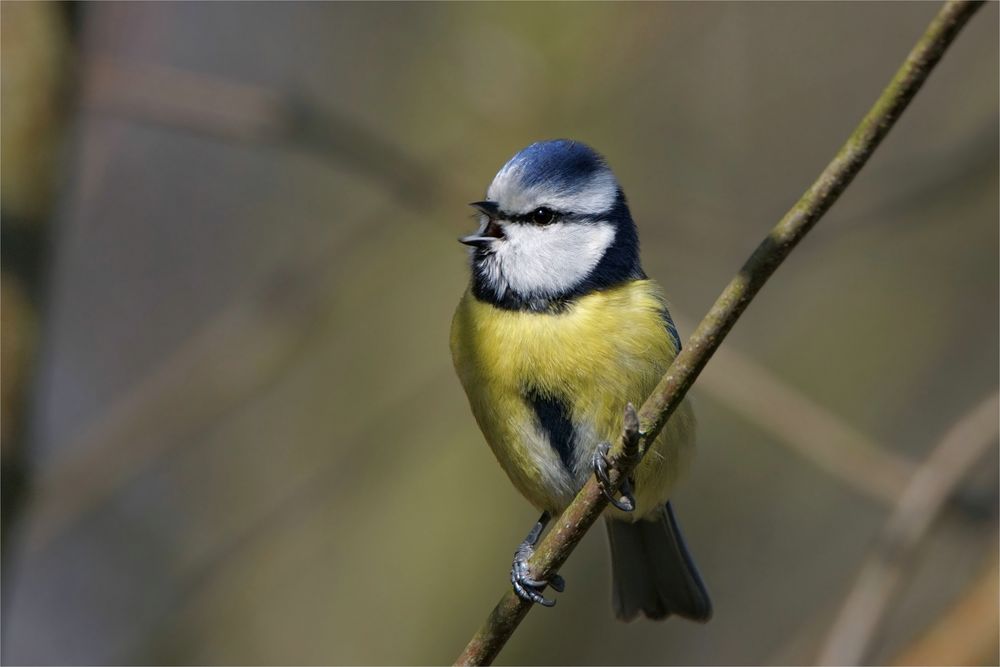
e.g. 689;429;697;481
450;279;694;517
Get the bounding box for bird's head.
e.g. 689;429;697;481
462;139;644;311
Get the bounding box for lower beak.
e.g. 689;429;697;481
459;219;504;247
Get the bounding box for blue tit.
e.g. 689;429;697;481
450;139;712;622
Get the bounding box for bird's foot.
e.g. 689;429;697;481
592;441;636;512
511;543;565;607
509;512;565;607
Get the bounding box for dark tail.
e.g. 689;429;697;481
605;502;713;622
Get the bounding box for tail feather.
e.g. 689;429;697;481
605;502;712;622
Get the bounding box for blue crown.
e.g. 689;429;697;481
504;139;609;190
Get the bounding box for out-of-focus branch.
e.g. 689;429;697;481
676;315;915;504
816;390;999;666
81;57;441;210
455;2;984;664
890;549;999;667
23;219;381;554
22;52;465;554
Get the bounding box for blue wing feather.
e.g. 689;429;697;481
662;307;682;354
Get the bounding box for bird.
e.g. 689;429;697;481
450;139;712;622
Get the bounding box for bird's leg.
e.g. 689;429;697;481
510;511;566;607
592;441;636;512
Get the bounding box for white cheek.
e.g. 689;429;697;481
495;222;616;297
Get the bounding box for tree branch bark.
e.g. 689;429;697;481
454;2;984;664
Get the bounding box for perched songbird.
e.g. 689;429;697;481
450;140;712;622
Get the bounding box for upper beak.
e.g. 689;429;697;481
460;201;504;247
469;201;500;217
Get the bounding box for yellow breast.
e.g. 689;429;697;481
450;280;695;516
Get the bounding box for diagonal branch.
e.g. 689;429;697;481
454;2;984;664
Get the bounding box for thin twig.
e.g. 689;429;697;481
816;390;999;666
454;2;984;664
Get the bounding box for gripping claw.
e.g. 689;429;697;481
509;513;565;607
592;442;636;512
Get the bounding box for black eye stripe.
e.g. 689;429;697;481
503;212;603;225
497;207;564;224
510;210;555;224
486;206;607;225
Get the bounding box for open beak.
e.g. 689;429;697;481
460;201;505;247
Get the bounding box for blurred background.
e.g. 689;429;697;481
1;2;997;665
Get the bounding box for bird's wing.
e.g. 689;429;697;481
661;306;682;354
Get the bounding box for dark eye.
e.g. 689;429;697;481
531;207;555;225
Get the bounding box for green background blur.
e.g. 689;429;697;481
1;2;997;665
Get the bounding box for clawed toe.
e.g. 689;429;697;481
509;515;565;607
591;442;636;512
511;543;562;607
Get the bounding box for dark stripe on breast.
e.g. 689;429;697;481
525;389;576;473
